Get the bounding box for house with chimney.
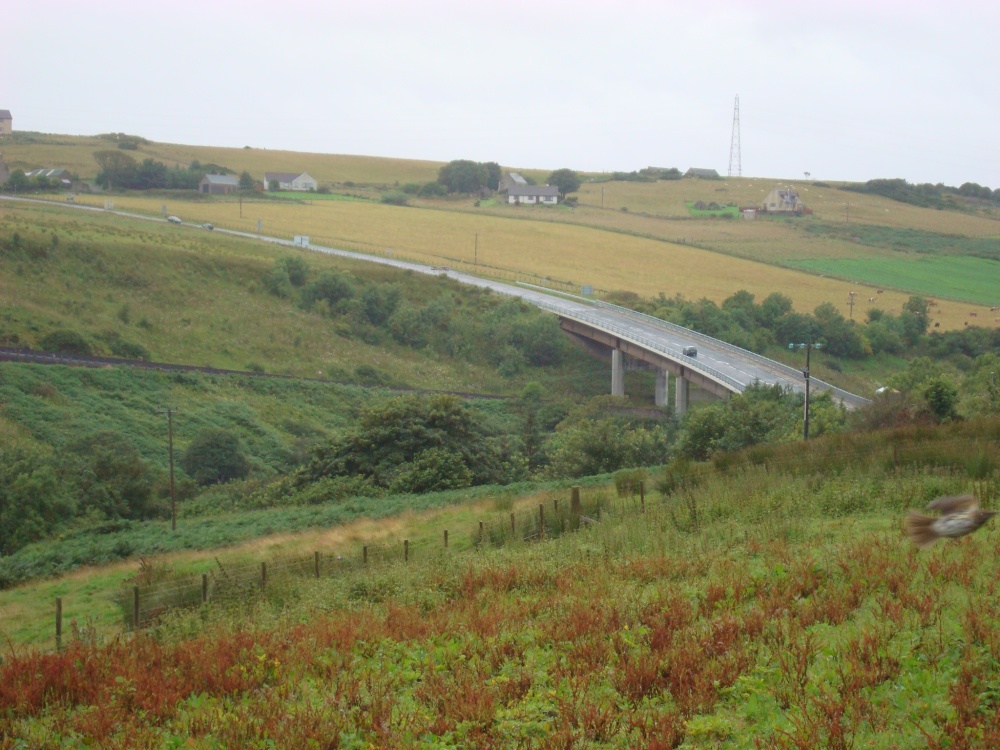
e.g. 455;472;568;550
761;188;806;214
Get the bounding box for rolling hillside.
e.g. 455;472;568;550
6;132;998;331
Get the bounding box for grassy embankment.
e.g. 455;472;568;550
9;132;1000;328
2;419;1000;747
0;199;607;394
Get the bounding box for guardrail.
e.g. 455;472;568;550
520;284;871;408
529;298;747;394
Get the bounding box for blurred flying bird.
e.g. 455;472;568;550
905;494;995;548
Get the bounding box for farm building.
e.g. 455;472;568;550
762;188;805;214
0;110;11;136
498;172;528;192
507;185;559;205
263;171;318;192
684;167;721;179
199;174;239;195
24;168;72;188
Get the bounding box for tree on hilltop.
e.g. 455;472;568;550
94;150;138;191
438;160;493;194
547;168;581;197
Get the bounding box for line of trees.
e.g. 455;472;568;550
845;178;999;208
93;152;235;191
613;288;940;360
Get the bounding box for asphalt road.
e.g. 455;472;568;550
1;195;869;407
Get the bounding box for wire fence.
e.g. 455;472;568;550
45;433;1000;649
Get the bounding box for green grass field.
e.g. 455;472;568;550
787;255;1000;306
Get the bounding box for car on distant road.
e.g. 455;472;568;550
202;223;214;230
682;346;697;357
166;215;181;224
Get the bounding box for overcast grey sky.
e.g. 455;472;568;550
7;0;999;187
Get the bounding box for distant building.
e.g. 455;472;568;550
684;167;721;179
498;172;528;192
24;168;73;188
0;110;11;137
199;174;239;194
761;188;805;214
263;171;318;192
507;185;559;205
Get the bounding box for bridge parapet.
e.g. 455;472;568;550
522;285;870;409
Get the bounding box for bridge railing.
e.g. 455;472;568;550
529;298;747;394
521;285;870;408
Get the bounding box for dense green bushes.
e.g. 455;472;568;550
843;177;998;209
619;286;999;364
262;255;577;375
0;442;74;556
289;393;520;495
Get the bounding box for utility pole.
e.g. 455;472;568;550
158;407;178;530
848;291;856;320
788;343;821;439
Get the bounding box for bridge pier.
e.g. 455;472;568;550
611;349;625;396
674;374;689;416
655;369;668;407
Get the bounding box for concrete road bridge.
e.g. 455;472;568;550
2;196;871;412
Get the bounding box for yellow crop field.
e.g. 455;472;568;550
9;133;999;331
2;134;444;186
577;177;1000;236
4;133;551;189
49;192;993;332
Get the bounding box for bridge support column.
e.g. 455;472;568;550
674;374;689;417
655;369;668;407
611;349;625;396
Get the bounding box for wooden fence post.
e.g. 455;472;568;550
133;586;140;632
444;529;449;548
640;481;646;513
511;513;516;536
571;486;581;514
363;545;368;565
404;539;409;562
479;520;484;543
55;597;62;651
314;551;321;578
554;498;559;514
261;562;267;592
202;574;209;603
539;504;545;538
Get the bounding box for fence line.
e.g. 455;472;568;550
45;435;1000;647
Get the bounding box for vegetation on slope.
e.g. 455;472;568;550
3;418;1000;747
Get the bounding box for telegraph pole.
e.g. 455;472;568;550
848;291;857;320
158;407;178;530
788;343;821;439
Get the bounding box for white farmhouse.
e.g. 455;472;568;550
507;185;559;205
263;171;318;192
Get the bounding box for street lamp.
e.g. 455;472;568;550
788;342;822;439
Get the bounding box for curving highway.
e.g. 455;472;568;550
2;196;870;408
